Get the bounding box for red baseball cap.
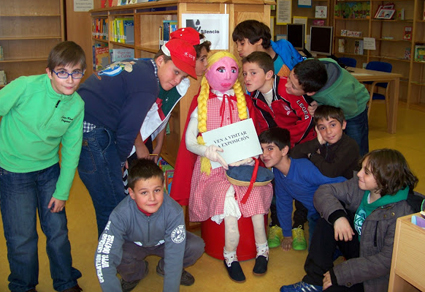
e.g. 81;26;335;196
170;27;200;45
163;39;197;79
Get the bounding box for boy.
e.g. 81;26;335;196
259;128;345;251
281;149;423;292
232;19;304;77
291;105;361;179
242;51;316;249
0;41;85;292
286;58;370;156
95;159;204;292
77;38;197;236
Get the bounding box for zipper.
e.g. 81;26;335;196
43;100;61;127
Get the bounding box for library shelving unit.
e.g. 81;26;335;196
273;0;331;41
89;0;273;166
388;213;425;292
332;0;425;105
0;0;65;89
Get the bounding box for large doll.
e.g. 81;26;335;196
171;51;273;283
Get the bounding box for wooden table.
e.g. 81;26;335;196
348;67;402;134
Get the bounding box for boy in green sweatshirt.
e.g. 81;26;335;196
0;41;86;292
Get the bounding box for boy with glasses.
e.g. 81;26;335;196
0;41;86;292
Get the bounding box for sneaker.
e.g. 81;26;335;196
292;225;307;251
121;279;141;292
252;255;268;276
223;260;246;283
268;225;284;248
280;281;322;292
156;264;195;286
60;285;82;292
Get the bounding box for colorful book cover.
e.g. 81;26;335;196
403;26;412;41
94;43;110;71
124;19;134;44
111;49;135;62
415;45;425;62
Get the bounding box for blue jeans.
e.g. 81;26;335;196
0;164;81;292
345;108;369;156
78;127;126;237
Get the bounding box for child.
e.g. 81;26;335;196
0;41;86;292
281;149;423;292
77;38;197;236
95;159;204;292
291;105;361;179
232;19;304;77
242;51;316;249
171;51;273;283
286;58;370;156
259;127;346;251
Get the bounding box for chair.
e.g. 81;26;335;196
338;57;357;68
364;61;392;122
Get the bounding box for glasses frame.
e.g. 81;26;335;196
52;70;85;79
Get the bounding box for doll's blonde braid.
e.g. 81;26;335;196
197;51;248;174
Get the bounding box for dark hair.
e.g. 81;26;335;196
154;49;172;62
293;59;327;93
361;149;418;196
232;20;271;49
127;159;164;190
47;41;86;72
314;105;345;125
259;127;291;150
242;51;274;74
195;33;211;58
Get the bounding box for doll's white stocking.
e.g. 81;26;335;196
252;214;269;259
223;215;239;266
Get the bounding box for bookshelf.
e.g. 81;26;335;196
388;213;425;292
0;0;64;89
332;0;425;107
89;0;273;166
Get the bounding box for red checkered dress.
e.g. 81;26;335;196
188;91;273;222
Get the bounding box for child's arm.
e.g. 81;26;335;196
274;177;294;251
0;78;26;116
333;216;355;242
290;139;321;159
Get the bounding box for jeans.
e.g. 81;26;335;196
78;127;126;237
0;164;81;292
345;108;369;156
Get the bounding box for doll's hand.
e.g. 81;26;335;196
229;157;254;167
334;217;355;241
205;145;228;169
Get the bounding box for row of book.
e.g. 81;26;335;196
160;20;178;48
334;2;370;19
112;18;134;44
0;46;3;61
92;18;109;40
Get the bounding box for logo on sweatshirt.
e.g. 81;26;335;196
61;116;74;123
171;225;186;244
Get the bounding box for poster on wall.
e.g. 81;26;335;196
74;0;93;12
276;0;292;24
182;14;229;50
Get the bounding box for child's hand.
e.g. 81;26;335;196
48;197;66;213
308;101;318;117
334;217;355;241
281;236;293;251
315;125;326;145
323;271;333;290
204;145;228;170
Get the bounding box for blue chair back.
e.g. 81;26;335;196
338;57;357;68
365;61;392;89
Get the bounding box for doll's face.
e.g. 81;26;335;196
205;56;239;93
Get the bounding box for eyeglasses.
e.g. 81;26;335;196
52;70;84;79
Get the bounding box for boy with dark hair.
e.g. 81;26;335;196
259;128;345;251
287;58;370;156
77;38;197;237
242;51;317;249
232;19;304;77
95;159;204;292
291;105;361;179
0;41;86;292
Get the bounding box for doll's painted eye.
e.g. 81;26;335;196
217;66;226;73
231;67;238;73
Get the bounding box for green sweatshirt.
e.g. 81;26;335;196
0;74;84;200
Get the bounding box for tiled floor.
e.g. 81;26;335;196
0;101;424;291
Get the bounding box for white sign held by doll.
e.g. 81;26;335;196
202;118;262;169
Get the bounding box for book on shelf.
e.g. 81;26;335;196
338;39;345;53
160;20;178;47
315;6;327;18
0;46;3;61
396;8;405;20
111;49;135;62
312;19;325;26
404;47;411;60
123;19;134;44
0;70;7;86
93;43;110;71
335;2;370;19
414;44;425;62
112;18;134;44
403;26;412;41
354;40;364;55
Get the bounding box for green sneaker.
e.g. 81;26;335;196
268;225;283;248
292;225;307;251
